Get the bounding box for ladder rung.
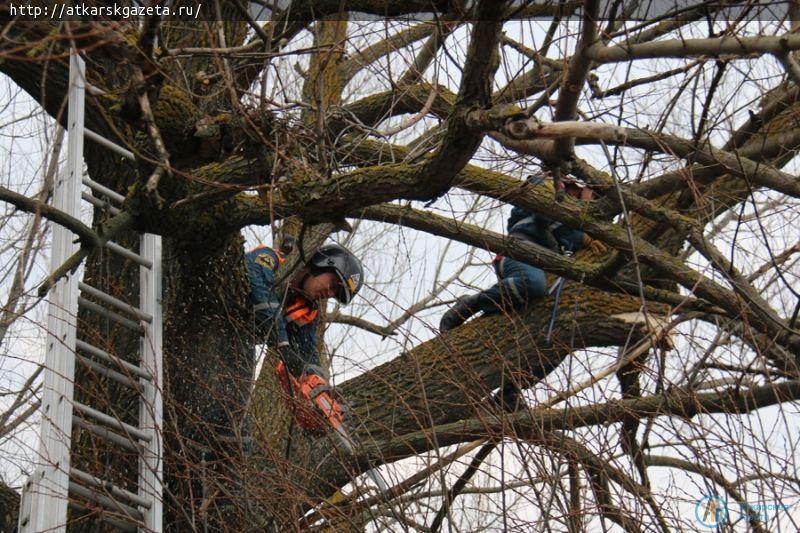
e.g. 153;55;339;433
79;282;153;323
105;241;154;269
76;339;152;381
82;191;121;215
73;417;140;452
78;297;143;331
76;354;141;390
68;501;138;533
71;468;152;509
73;402;152;443
69;482;144;523
84;128;136;162
82;176;126;204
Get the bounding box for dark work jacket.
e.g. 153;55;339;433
507;207;584;253
245;246;321;375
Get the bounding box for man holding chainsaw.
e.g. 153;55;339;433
440;174;602;333
246;242;364;433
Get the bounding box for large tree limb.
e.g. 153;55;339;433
586;32;800;63
414;0;505;200
471;117;800;200
329;82;455;135
227;145;797;354
346;379;800;477
330;307;665;475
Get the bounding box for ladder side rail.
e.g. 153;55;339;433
23;51;86;533
139;233;163;531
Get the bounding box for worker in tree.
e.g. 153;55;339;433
440;174;599;332
246;242;364;432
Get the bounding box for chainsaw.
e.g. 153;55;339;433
275;361;390;496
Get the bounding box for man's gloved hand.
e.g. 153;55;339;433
296;373;344;431
583;233;608;255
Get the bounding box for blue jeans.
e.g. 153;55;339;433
474;258;561;379
472;257;546;315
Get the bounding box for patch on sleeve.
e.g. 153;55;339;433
255;252;276;270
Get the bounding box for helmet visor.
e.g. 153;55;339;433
333;270;354;304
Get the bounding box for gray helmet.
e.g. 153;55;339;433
308;243;364;304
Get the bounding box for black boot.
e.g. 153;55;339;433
440;295;478;332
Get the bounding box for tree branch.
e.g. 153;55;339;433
362;379;800;468
474;117;800;200
0;186;100;247
586;32;800;63
552;0;599;160
415;0;506;200
644;455;769;533
338;22;439;85
37;210;135;296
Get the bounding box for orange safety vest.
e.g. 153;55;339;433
285;294;318;326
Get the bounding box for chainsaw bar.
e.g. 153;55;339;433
331;424;390;495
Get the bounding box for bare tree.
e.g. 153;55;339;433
0;84;62;531
1;1;799;531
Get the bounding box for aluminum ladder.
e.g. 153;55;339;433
18;50;164;532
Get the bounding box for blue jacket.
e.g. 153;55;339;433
245;246;321;376
507;207;584;253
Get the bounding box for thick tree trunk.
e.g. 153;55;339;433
0;480;19;533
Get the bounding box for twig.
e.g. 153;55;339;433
644;455;769;533
398;20;457;86
430;441;496;532
746;241;800;282
591;60;701;98
301;439;485;527
133;66;170;206
374;86;437;137
232;0;272;43
0;366;42;437
541;313;691;409
38;211;135;297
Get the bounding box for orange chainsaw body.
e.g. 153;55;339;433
275;361;344;433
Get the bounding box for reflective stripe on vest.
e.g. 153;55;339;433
285;295;318;325
253;301;282;312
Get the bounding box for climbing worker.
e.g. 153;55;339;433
246;242;364;432
439;174;598;333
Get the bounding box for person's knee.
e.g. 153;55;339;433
503;278;543;309
518;269;546;300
